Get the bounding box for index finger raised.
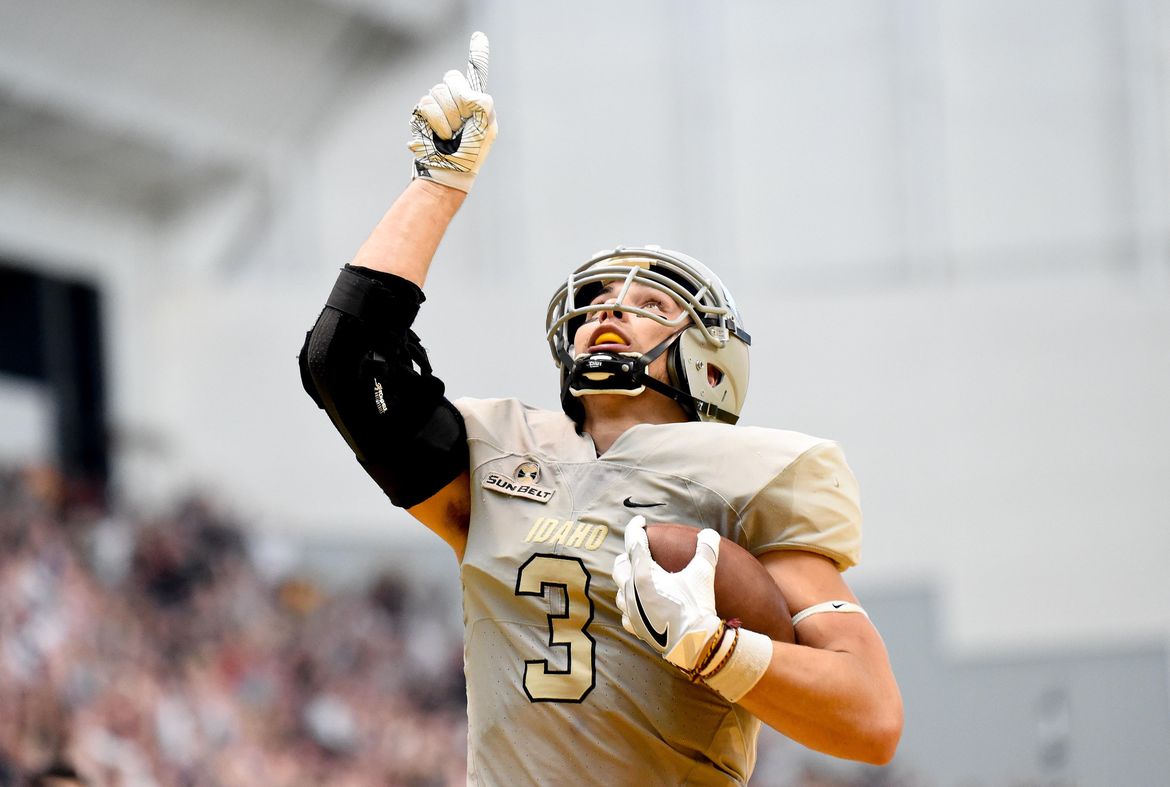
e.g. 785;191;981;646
466;31;489;92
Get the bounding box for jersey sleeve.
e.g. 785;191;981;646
453;397;587;467
737;441;862;570
452;397;513;466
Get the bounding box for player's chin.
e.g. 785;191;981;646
578;391;638;408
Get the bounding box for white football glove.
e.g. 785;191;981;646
408;31;497;193
613;515;724;673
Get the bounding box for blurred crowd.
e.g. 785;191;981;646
0;467;467;786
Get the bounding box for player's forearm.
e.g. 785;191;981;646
737;641;903;765
351;179;466;288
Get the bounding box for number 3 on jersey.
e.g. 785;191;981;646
514;554;596;702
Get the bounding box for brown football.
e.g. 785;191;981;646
647;523;794;644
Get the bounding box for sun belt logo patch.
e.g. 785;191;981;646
481;460;555;503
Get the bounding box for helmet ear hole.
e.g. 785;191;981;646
707;364;725;388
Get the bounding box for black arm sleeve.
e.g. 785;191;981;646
298;265;468;508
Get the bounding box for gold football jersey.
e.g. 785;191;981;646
453;397;862;785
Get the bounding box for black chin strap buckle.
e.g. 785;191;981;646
568;351;646;392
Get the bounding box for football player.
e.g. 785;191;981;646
300;32;902;784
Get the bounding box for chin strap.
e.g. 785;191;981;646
561;332;676;397
638;376;740;425
560;332;740;425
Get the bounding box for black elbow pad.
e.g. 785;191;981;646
299;265;468;508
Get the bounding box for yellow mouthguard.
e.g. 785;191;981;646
594;332;625;344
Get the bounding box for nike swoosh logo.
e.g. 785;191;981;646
623;497;665;508
832;602;845;609
632;580;669;648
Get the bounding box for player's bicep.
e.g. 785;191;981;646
407;470;471;560
758;550;878;653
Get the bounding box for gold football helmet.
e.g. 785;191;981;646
546;246;751;425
